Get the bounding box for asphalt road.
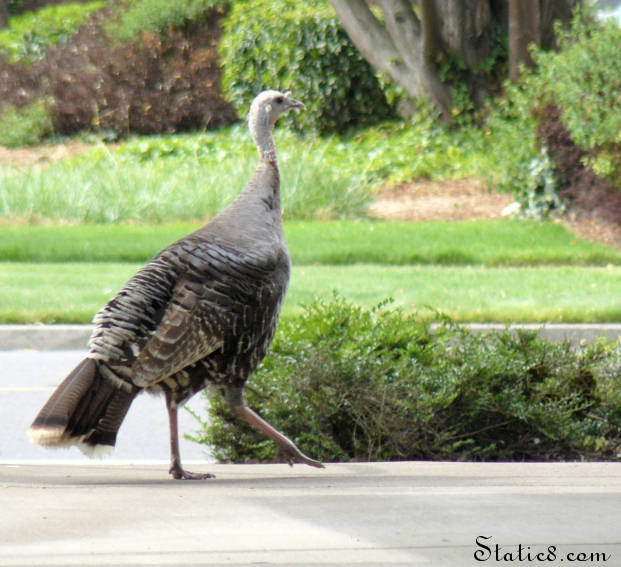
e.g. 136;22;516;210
0;350;210;465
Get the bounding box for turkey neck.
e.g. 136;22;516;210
250;104;278;164
227;106;284;231
205;119;284;244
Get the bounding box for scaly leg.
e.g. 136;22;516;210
226;386;324;469
166;394;214;480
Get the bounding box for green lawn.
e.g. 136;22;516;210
1;262;619;324
1;218;619;324
1;220;619;266
291;264;621;322
1;130;620;325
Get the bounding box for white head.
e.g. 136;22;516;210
248;90;304;161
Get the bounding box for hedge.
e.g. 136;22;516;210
192;297;621;463
220;0;392;134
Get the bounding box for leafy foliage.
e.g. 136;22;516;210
512;148;565;219
480;11;621;220
531;14;621;186
0;6;235;140
0;99;53;147
220;0;392;134
198;297;621;463
0;1;104;62
112;0;226;41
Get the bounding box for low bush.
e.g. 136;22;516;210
45;11;236;136
0;1;104;62
0;4;235;139
220;0;392;134
532;14;621;187
0;99;53;146
196;297;621;463
113;0;225;41
482;11;621;221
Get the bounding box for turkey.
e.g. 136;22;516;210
28;90;324;479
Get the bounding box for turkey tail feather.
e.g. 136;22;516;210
29;358;137;455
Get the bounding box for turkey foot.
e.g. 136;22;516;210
227;387;324;469
167;395;215;480
169;461;215;481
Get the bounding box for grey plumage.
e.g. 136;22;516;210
29;90;323;478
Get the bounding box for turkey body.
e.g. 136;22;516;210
29;91;323;478
90;161;289;406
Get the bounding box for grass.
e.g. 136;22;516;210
1;217;619;325
287;220;621;266
291;265;621;323
0;115;520;223
0;123;618;325
0;128;372;223
1;220;619;266
0;262;132;324
1;262;620;324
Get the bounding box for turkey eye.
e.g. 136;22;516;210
275;96;284;104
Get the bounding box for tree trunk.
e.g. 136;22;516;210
329;0;425;100
0;1;9;29
329;0;581;117
434;0;493;67
329;0;496;119
508;0;579;80
508;0;540;80
331;0;458;119
539;0;582;48
419;0;453;119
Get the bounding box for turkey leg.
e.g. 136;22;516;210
227;386;324;469
166;393;214;480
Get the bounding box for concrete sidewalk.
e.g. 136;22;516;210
1;461;620;566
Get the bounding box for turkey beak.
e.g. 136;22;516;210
288;97;305;111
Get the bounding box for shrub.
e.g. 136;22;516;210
220;0;392;134
194;296;621;463
480;12;621;222
49;14;235;135
532;14;621;187
0;53;36;113
0;7;236;138
113;0;225;41
0;1;104;62
0;99;53;146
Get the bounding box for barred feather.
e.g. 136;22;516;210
29;92;296;458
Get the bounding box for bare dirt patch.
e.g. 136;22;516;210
367;179;514;222
0;142;92;169
369;178;621;250
563;211;621;250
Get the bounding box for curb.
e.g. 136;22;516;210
454;323;621;346
0;323;619;351
0;325;94;351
